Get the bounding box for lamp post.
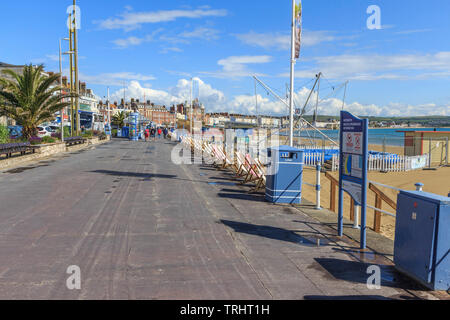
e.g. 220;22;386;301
72;1;80;135
107;87;111;134
68;13;74;136
190;77;193;135
59;37;71;142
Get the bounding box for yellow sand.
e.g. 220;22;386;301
302;166;450;240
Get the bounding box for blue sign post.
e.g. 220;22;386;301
338;111;369;249
129;112;139;141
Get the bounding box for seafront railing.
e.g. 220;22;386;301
329;153;429;172
323;173;426;235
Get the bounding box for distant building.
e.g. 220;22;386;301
121;99;176;126
398;130;450;164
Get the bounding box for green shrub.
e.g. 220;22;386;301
111;129;118;137
9;137;28;143
82;130;93;139
63;126;71;138
0;125;9;144
41;136;56;144
29;137;42;145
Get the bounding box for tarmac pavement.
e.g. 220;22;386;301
0;139;441;300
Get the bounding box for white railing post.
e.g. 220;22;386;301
353;205;360;229
315;163;321;210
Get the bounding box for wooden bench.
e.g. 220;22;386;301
64;137;86;146
0;142;39;159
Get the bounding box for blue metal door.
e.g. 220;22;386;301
395;193;437;284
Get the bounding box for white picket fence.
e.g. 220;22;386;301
296;144;339;151
303;153;326;166
329;154;430;172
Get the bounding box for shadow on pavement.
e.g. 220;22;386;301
90;170;177;180
218;193;265;202
220;220;332;247
313;258;421;290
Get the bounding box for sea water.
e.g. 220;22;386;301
292;128;449;146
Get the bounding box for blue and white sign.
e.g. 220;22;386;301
338;111;369;249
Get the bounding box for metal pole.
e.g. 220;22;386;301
73;1;80;135
59;39;64;142
255;78;258;125
123;81;126;109
338;112;344;236
315;163;321;210
288;0;296;147
429;137;432;168
254;74;338;147
341;81;348;110
68;16;74;137
321;136;325;165
315;75;321;125
446;137;449;166
360;118;369;249
190;78;193;135
107;87;111;132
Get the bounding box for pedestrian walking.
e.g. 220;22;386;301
163;127;168;139
150;128;156;141
144;128;150;142
157;128;162;139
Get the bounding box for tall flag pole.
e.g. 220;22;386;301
289;1;302;147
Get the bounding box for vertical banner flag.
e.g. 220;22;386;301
295;1;302;59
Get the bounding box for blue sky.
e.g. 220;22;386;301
1;0;449;117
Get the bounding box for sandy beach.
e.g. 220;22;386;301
301;166;450;240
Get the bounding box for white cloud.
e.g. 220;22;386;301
235;30;342;50
109;78;226;109
112;29;163;48
111;27;219;49
46;54;62;62
109;78;449;117
159;47;184;54
79;72;156;86
179;27;220;40
96;8;227;31
201;55;272;78
113;36;150;48
395;29;433;35
279;51;450;81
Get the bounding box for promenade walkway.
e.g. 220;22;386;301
0;139;439;299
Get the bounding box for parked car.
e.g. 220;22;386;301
8;126;23;139
48;125;60;132
37;126;52;137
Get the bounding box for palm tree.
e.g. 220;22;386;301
112;111;129;128
0;64;71;139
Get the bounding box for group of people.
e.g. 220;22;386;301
144;126;169;142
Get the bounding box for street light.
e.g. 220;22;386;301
59;37;72;142
107;87;111;135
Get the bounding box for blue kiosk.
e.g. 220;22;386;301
394;190;450;291
129;112;139;141
265;146;304;204
105;124;111;136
